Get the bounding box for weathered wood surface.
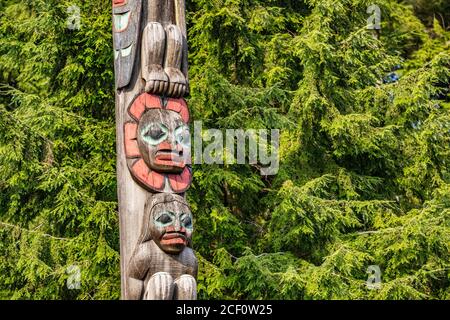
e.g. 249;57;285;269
116;89;148;300
141;0;188;97
127;193;197;300
113;0;195;300
124;94;192;193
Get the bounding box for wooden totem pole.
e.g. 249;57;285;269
112;0;197;300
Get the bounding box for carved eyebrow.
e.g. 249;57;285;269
180;212;192;220
154;211;175;219
141;122;169;133
160;123;169;131
174;120;185;128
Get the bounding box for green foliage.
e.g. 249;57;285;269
0;0;449;299
0;0;119;299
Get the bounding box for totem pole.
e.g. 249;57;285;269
112;0;196;300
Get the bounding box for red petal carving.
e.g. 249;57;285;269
124;122;138;140
127;93;191;193
145;93;163;110
132;159;165;191
113;0;127;7
146;171;165;191
129;94;147;121
168;167;192;193
132;159;149;184
124;122;140;158
129;93;163;120
166;98;190;123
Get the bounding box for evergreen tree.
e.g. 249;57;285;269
0;0;119;299
0;0;448;299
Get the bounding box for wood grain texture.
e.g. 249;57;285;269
116;89;149;299
141;0;189;97
113;0;142;89
175;0;189;95
127;193;198;300
114;0;195;300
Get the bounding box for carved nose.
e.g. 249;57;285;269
172;219;187;233
158;140;174;152
157;141;174;152
157;140;183;154
174;220;181;231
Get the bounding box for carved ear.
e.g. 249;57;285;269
139;194;165;243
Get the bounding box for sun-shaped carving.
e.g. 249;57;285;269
124;93;192;193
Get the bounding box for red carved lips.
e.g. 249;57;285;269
154;142;185;168
113;0;127;7
154;151;184;167
161;232;187;246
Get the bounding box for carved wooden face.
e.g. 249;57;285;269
137;109;190;174
112;0;141;89
150;198;193;254
125;94;192;193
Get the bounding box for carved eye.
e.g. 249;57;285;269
113;11;130;32
182;215;192;229
146;125;164;140
142;123;168;145
175;125;190;146
157;213;173;225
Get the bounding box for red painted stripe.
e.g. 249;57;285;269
157;141;172;151
168;167;192;193
161;238;186;245
145;93;163;110
166;98;190;123
129;95;146;121
112;0;127;7
124;122;140;158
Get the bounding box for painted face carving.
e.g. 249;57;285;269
137;109;190;174
150;199;193;254
125;93;192;193
113;0;141;89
